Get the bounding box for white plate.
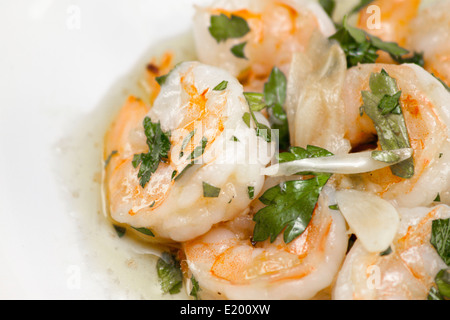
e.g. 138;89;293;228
0;0;211;300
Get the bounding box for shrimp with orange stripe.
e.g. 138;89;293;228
357;0;450;86
183;185;348;300
286;35;450;208
104;61;273;243
333;204;450;300
193;0;336;91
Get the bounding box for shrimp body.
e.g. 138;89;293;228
407;1;450;86
183;186;348;300
357;0;450;86
104;62;273;242
193;0;336;91
287;35;450;208
333;205;450;300
341;63;450;207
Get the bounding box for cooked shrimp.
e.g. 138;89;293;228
357;0;450;86
341;63;450;207
193;0;336;91
104;61;273;242
407;0;450;86
333;204;450;300
287;37;450;208
182;186;348;300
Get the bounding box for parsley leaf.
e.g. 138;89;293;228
264;67;290;150
132;117;171;188
203;182;221;198
435;269;450;299
431;218;450;266
248;186;255;200
391;51;424;67
213;80;228;91
113;225;126;238
157;252;183;295
330;16;409;68
253;146;333;244
231;42;247;59
132;227;155;237
243;67;290;149
190;276;201;300
361;69;414;179
209;14;250;43
319;0;336;18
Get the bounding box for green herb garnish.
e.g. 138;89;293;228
435;269;450;299
243;67;289;148
190;276;201;300
132;117;171;188
157;252;183;295
330;16;409;68
132;227;155;237
209;14;250;43
231;42;247;59
113;225;126;238
380;246;393;256
248;186;255;200
329;204;339;211
349;0;375;15
180;129;197;158
361;69;414;179
203;182;221;198
431;218;450;266
213;80;228;91
253;146;333;244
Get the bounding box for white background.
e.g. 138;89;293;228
0;0;210;300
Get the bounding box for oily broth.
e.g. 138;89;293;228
54;32;196;300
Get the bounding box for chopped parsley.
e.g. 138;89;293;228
113;225;126;238
213;80;228;91
248;186;255;200
428;218;450;300
330;17;410;68
180;129;197;158
132;117;171;188
361;69;414;179
435;194;441;202
231;42;247;59
174;137;208;181
132;227;155;237
380;246;393;256
203;182;221;198
243;67;290;149
190;276;201;300
253;146;333;244
329;204;339;211
431;218;450;266
157;252;183;295
209;14;250;43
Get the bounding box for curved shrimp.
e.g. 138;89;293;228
357;0;450;86
182;186;348;300
193;0;336;91
104;61;273;242
287;34;450;208
340;63;450;207
333;204;450;300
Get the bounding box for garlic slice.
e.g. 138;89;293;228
335;190;400;253
262;148;413;177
